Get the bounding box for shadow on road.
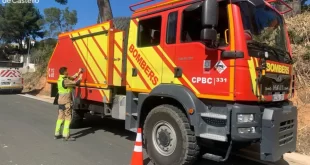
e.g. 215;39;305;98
0;91;22;95
71;114;136;141
23;87;44;96
70;114;291;165
143;157;151;165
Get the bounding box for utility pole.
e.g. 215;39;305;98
26;36;31;72
27;37;31;64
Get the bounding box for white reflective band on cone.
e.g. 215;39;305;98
134;145;143;152
136;133;142;142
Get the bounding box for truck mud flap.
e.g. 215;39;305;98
260;105;297;162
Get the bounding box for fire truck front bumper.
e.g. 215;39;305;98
231;103;297;162
260;105;297;162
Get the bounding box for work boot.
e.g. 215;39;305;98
63;136;76;141
54;135;62;140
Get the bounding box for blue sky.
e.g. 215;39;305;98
1;0;310;32
34;0;310;30
35;0;142;29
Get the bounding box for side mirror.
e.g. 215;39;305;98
201;0;219;45
201;29;217;45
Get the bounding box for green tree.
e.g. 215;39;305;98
301;0;310;12
0;3;44;51
63;7;78;31
55;0;68;5
44;7;77;38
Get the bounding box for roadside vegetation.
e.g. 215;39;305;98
0;2;77;93
286;10;310;155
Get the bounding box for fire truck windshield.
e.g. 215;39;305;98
238;2;291;63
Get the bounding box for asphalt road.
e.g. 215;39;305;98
0;94;294;165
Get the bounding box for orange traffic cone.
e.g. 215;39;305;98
130;128;143;165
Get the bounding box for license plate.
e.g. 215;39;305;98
272;93;284;101
1;82;10;85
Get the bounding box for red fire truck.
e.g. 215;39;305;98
47;0;297;164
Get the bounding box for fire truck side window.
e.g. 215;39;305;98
137;16;162;47
181;2;229;46
166;11;178;44
181;6;202;43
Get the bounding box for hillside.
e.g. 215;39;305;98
22;11;310;156
285;11;310;155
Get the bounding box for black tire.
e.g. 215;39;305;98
70;110;84;128
143;104;200;165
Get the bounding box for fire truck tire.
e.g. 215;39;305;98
70;110;84;128
143;104;200;165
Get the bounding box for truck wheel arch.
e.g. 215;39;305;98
137;84;203;134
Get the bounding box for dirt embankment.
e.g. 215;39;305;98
285;11;310;155
22;72;51;97
293;90;310;155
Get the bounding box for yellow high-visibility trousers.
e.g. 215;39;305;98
55;103;72;138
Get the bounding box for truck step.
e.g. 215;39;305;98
202;141;233;162
202;153;223;162
201;112;227;120
200;133;227;142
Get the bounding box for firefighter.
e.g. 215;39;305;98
54;66;83;141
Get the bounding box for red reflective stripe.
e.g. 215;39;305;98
2;70;10;77
0;70;6;76
6;71;13;77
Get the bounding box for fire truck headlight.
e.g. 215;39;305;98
237;114;254;123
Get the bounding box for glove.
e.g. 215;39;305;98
78;68;84;74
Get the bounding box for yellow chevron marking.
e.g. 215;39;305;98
102;89;111;103
71;34;105;98
77;30;106;84
157;46;194;88
113;31;124;86
248;57;259;96
127;19;165;89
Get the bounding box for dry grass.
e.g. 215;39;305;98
296;100;310;155
286;12;310;155
297;126;310;155
22;72;50;96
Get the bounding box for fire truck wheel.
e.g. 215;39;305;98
70;110;84;128
143;104;200;165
